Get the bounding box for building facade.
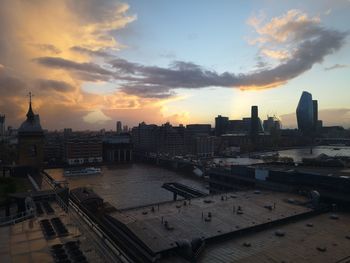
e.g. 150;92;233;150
103;134;133;163
215;115;229;136
65;139;103;165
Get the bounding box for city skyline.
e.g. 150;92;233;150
0;0;349;130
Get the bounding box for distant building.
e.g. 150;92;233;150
65;139;103;165
17;93;44;169
0;114;5;138
250;106;259;139
227;119;250;133
116;121;122;134
44;131;64;165
192;135;216;157
131;122;158;153
215;115;229;136
186;124;211;135
312;100;323;131
132;122;185;156
296;91;314;134
123;125;129;133
263;116;281;133
64;128;72;134
157;123;184;156
185;124;213;157
103;134;133;163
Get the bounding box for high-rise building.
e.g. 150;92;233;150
0;114;5;138
215;115;229;136
296;91;314;134
116;121;122;134
250;106;259;138
123;125;129;133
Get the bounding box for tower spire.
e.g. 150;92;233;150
26;92;35;121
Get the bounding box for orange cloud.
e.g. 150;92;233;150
0;0;186;130
238;81;287;91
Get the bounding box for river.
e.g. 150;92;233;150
45;163;207;210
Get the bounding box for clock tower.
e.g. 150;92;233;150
18;92;44;169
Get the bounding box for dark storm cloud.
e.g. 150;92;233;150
30;10;348;99
34;57;112;75
119;84;175;98
110;24;347;97
324;64;349;71
108;10;347;98
37;79;75;93
34;56;114;81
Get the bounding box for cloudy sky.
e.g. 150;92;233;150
0;0;349;130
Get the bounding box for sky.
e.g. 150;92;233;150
0;0;349;130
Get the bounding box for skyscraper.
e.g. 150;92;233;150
116;121;122;134
296;91;314;134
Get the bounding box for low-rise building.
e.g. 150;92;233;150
65;138;102;165
103;134;133;163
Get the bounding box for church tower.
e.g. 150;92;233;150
18;92;44;169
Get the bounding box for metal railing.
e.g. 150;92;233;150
0;210;35;226
41;171;131;263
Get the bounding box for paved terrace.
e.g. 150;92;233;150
109;190;314;254
0;201;104;263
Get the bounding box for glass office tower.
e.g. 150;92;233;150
296;91;314;134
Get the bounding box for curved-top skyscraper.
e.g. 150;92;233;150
296;91;314;134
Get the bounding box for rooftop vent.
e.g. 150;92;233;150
275;230;285;237
330;214;339;220
243;242;251;247
316;246;327;252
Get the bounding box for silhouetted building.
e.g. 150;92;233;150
116;121;122;134
250;106;259;139
65;139;102;165
44;131;64;165
263;116;281;133
186;124;211;135
131;122;158;153
0;114;5;138
192;135;215;157
184;124;213;157
296;91;314;134
313;100;318;127
18;93;44;168
158;123;184;155
103;134;133;163
227;119;249;133
215;115;229;136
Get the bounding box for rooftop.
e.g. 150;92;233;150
109;190;313;254
252;163;350;178
0;201;105;263
196;212;350;263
